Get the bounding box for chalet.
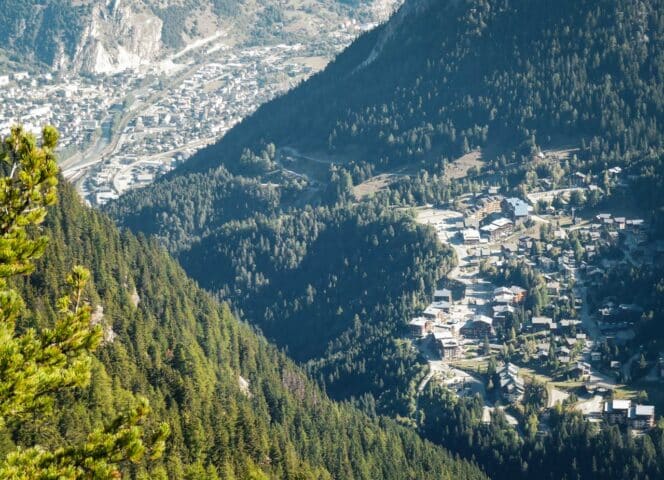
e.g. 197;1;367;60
502;197;531;221
481;217;514;242
573;171;588;185
479;247;493;258
631;405;656;430
460;315;494;338
434;288;452;303
493;287;515;305
464;217;480;230
510;286;527;303
408;317;432;338
429;300;451;313
626;219;645;231
502;243;519;258
439;339;462;360
463;228;481;245
497;363;525;403
557;319;582;333
493;304;516;318
547;281;561;296
557;346;572;363
423;306;445;322
574;361;592;376
537;343;550;360
539;256;556;271
531;316;555;332
518;235;534;250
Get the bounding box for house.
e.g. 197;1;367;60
423;305;445;322
604;399;631;425
493;304;516;318
434;288;452;303
531;316;555;332
603;400;656;430
574;361;592;376
510;286;527;303
573;171;588;186
503;197;531;220
439;339;462;360
631;405;655;430
547;281;561;296
596;213;612;223
464;217;480;230
429;300;451;313
558;319;582;333
463;228;481;245
497;363;525;403
502;243;519;258
557;345;572;364
493;287;515;305
408;317;432;338
460;315;494;338
481;217;514;242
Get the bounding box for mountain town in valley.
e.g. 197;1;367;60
409;149;659;434
0;13;390;206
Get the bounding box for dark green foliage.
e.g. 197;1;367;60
107;165;283;252
9;180;484;479
419;384;664;480
176;0;662;184
178;202;455;414
0;0;88;66
0;126;167;478
110;163;457;413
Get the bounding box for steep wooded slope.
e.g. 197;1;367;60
171;0;662;176
2;182;485;479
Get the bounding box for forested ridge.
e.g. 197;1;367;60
99;1;664;478
0;0;88;66
1;179;486;479
418;384;664;480
108;0;664;413
180;202;456;415
172;0;662;178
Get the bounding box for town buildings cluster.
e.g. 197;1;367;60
2;19;384;206
412;160;659;434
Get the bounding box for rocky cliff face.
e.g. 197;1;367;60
2;0;401;75
70;1;163;74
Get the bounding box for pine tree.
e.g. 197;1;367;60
0;126;168;479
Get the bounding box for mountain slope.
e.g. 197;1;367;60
0;0;398;73
171;0;662;177
2;180;484;479
107;0;664;411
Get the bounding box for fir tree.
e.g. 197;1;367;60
0;126;168;479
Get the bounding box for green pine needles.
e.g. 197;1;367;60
0;126;168;479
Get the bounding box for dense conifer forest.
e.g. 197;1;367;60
44;0;664;478
1;170;486;478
